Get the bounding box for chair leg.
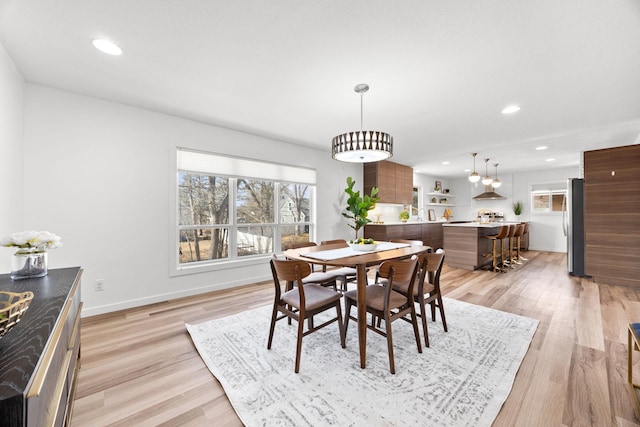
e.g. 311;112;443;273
437;295;448;332
343;298;352;341
294;311;304;373
335;302;346;348
419;296;430;347
411;307;423;355
384;313;396;374
267;303;279;349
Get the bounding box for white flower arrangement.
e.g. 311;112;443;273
0;231;63;254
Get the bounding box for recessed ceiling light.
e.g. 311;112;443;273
546;158;556;162
501;105;521;115
463;168;471;172
442;161;450;165
92;39;123;56
536;146;548;150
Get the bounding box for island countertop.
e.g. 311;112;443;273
367;220;446;226
442;222;521;228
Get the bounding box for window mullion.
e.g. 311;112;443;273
229;178;238;259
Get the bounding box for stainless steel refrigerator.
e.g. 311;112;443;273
562;178;585;276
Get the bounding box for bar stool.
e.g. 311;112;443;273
518;222;529;261
503;224;517;269
511;224;524;265
482;225;509;272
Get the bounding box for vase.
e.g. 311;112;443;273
11;250;48;280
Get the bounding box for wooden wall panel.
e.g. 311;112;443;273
584;144;640;287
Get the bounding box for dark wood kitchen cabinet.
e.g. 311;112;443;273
364;160;413;204
364;223;443;249
584;144;640;287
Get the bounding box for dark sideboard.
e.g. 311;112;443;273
0;267;82;427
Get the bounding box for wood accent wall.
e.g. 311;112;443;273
584;144;640;287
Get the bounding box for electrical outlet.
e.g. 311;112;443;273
95;279;105;292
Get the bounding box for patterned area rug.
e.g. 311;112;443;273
186;298;538;427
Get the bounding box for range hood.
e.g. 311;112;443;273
473;185;506;200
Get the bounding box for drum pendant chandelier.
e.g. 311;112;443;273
331;84;393;163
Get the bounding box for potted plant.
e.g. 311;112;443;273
512;200;523;219
399;210;410;222
342;176;379;240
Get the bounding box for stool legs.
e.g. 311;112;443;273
491;239;501;272
517;235;528;261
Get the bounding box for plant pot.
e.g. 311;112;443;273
349;243;378;251
11;251;48;280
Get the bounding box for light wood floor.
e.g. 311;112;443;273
71;251;640;426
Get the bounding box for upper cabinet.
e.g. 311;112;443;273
364;160;413;204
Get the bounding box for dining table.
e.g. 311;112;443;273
283;241;431;369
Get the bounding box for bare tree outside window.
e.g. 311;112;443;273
236;179;275;256
178;173;229;263
176;153;315;267
280;183;310;249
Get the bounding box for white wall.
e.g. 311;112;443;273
0;42;25;272
22;84;361;316
513;167;579;252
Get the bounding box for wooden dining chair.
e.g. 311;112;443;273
268;258;346;373
343;257;422;374
391;250;447;347
320;239;358;291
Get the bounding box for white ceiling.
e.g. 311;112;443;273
1;0;640;178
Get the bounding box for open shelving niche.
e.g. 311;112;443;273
425;192;455;207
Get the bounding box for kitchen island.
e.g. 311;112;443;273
442;222;524;270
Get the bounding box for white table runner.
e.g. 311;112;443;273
300;241;410;261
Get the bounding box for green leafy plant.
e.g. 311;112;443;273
512;200;523;216
342;176;380;240
399;211;410;221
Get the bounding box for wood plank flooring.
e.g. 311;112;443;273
71;251;640;426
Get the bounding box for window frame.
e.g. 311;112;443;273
170;148;316;276
531;189;566;214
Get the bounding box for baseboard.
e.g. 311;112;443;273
80;273;271;317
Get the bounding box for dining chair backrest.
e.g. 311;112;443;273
270;258;312;301
425;251;445;286
378;257;419;300
320;239;348;247
287;241;317;250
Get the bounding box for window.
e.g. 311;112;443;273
175;149;315;272
411;187;420;216
531;182;566;213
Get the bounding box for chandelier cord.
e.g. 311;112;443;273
360;93;364;131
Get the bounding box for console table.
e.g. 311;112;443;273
0;267;82;427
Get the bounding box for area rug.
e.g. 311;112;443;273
186;298;538;427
